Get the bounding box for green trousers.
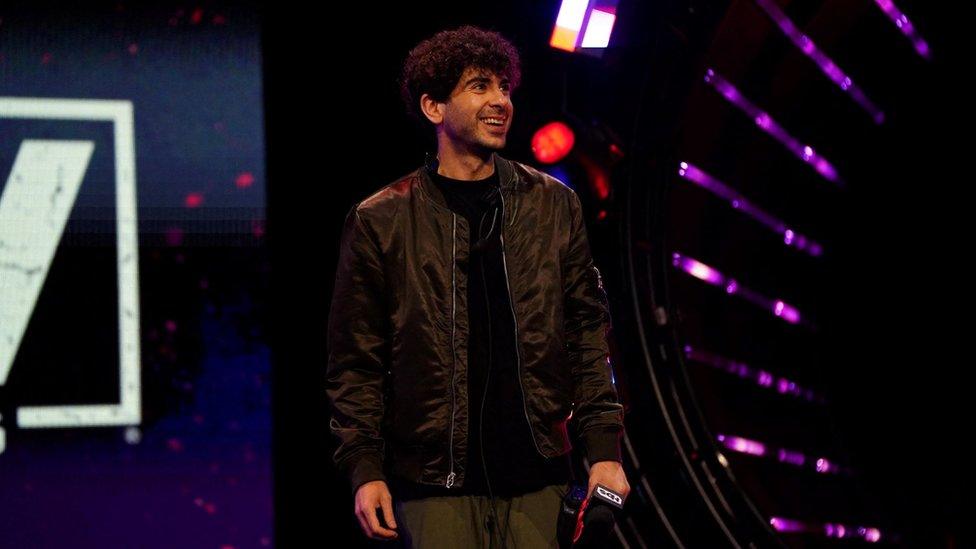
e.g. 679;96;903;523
393;483;569;548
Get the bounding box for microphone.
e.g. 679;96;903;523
557;484;624;548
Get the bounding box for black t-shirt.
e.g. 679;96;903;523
391;168;573;500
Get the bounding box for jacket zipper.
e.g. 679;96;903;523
446;213;458;488
498;191;544;457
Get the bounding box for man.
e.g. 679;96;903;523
327;26;629;547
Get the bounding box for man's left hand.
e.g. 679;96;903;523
587;460;630;502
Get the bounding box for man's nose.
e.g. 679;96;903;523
488;87;511;107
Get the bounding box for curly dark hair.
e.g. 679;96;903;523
400;25;521;121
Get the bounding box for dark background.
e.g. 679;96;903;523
267;1;966;547
0;0;963;547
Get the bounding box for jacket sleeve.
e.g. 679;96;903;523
562;189;624;464
326;204;390;494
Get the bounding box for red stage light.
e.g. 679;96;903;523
531;122;576;164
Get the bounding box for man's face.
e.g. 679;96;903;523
438;67;514;153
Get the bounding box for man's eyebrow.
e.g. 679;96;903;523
463;76;492;86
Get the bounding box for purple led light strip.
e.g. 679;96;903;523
769;516;883;543
672;252;804;326
716;433;850;475
768;517;806;533
753;0;885;124
874;0;931;60
678;162;823;257
704;69;842;185
684;345;826;404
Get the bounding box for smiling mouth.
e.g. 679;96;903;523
479;116;507;127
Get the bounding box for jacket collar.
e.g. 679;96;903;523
418;152;522;211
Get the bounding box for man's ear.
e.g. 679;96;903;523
420;93;444;125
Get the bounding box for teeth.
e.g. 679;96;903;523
481;118;505;126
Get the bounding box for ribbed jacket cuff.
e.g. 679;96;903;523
582;426;623;464
347;452;387;496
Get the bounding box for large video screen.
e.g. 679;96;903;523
0;4;270;547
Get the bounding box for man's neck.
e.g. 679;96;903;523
435;141;496;180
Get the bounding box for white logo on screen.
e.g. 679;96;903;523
0;97;142;454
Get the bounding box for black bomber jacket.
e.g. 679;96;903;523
326;154;624;493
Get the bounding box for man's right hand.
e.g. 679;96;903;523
354;480;399;540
